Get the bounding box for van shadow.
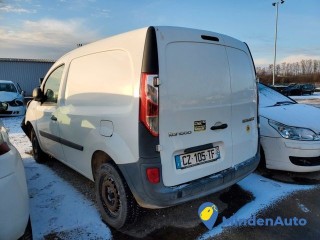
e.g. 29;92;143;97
112;184;254;239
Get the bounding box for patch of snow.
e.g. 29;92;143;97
3;116;111;240
24;158;111;239
297;202;310;213
290;93;320;100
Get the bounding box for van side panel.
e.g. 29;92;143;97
51;28;148;179
65;50;134;106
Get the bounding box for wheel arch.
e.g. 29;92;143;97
91;150;116;181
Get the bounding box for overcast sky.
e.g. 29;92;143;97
0;0;319;66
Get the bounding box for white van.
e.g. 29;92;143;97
23;26;259;229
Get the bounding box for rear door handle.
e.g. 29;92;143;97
51;115;57;121
210;123;228;130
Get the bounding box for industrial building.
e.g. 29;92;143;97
0;58;55;96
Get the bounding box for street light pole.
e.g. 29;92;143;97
272;0;285;86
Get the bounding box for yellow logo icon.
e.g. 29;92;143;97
200;204;218;221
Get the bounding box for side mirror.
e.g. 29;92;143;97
0;102;8;112
21;90;25;97
32;87;44;102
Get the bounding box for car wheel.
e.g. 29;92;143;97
31;128;48;163
95;162;139;229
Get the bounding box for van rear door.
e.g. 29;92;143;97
226;46;258;166
156;27;234;187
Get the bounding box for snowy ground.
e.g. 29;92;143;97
2;95;320;239
291;94;320;108
2;117;111;240
290;92;320;100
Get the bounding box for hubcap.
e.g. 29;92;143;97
101;177;120;216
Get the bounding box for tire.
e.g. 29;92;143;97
95;162;139;229
31;128;47;163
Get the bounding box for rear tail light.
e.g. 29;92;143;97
0;127;10;155
146;167;160;184
140;73;159;136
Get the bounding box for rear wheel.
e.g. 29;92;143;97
31;128;48;163
95;162;139;229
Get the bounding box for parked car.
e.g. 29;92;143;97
0;103;32;239
269;84;288;94
259;83;320;172
281;83;316;96
0;80;26;116
301;83;316;95
281;83;303;96
22;26;259;229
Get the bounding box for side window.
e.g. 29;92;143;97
43;65;64;104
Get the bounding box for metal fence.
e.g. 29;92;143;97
0;58;54;96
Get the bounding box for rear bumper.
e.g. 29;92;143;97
118;152;259;208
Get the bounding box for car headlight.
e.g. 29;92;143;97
269;120;320;141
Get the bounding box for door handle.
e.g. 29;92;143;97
51;115;57;121
210;123;228;131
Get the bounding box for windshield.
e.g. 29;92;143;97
258;83;296;108
0;83;18;93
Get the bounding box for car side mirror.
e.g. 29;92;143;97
0;102;8;112
21;90;25;97
32;87;44;102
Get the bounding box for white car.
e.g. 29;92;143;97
0;80;26;117
0;104;32;239
259;83;320;172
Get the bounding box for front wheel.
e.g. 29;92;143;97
30;128;48;163
95;163;139;229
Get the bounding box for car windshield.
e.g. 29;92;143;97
258;83;296;108
0;83;18;93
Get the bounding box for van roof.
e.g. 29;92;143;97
51;26;247;69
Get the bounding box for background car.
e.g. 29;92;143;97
281;83;316;96
258;83;320;172
0;80;26;117
281;83;304;96
301;83;316;95
0;107;32;239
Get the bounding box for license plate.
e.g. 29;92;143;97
175;146;220;170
